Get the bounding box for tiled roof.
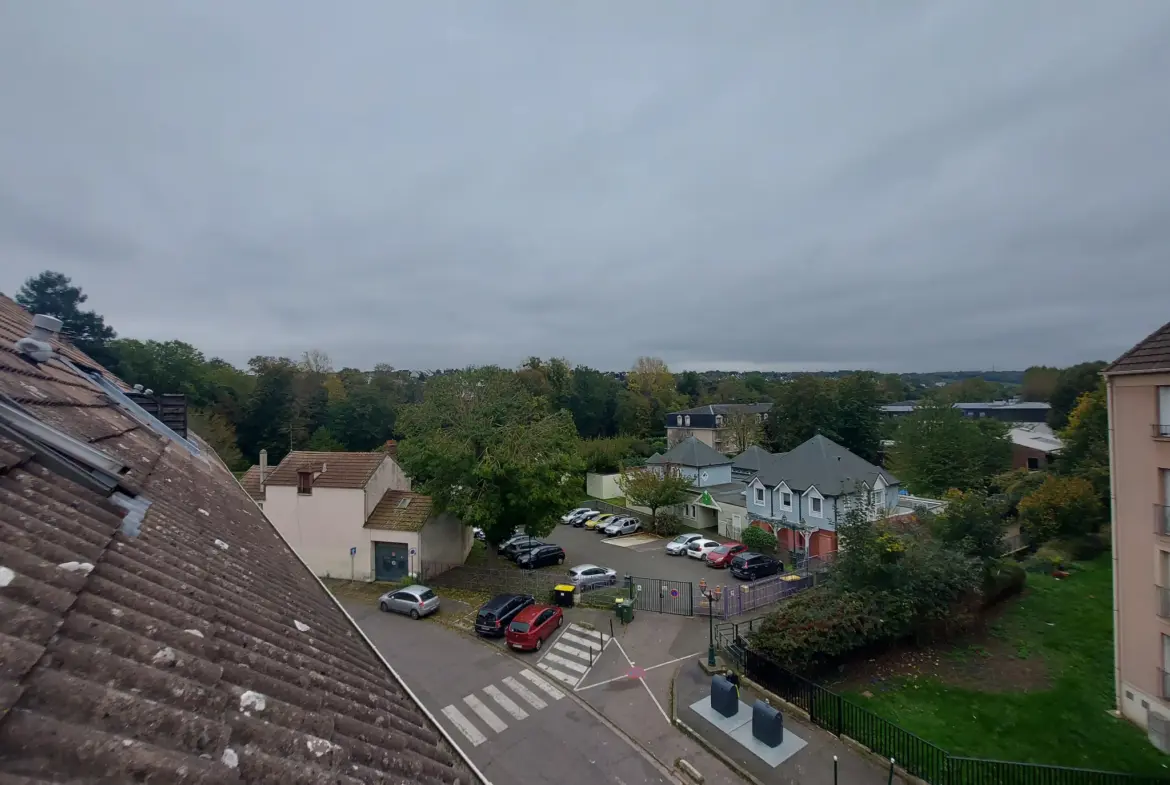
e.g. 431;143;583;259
264;451;387;489
239;465;266;501
754;433;898;495
646;436;731;468
366;491;434;532
1104;320;1170;375
668;402;773;417
0;295;479;784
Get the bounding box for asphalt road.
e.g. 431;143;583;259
344;599;676;785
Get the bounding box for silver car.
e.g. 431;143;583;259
567;564;618;589
603;517;641;537
378;584;440;619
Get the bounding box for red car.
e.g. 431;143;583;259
504;604;564;651
706;543;748;569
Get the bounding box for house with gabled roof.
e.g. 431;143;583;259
264;450;471;582
666;402;772;452
0;294;483;783
646;435;733;488
741;433;900;556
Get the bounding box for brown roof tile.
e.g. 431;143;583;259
239;465;266;501
264;451;387;489
0;295;480;784
1105;319;1170;375
366;491;434;532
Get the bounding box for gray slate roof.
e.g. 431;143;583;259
753;434;897;496
731;445;776;473
646;436;731;468
668;402;773;417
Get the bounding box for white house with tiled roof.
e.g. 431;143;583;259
263;449;471;582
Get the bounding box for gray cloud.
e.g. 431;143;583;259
2;0;1169;372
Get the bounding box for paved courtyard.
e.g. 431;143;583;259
546;521;734;587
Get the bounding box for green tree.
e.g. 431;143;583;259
306;426;346;451
626;357;685;437
109;338;212;402
236;356;299;463
396;367;583;545
1053;382;1109;510
16;271;118;366
931;488;1007;574
934;377;1008;403
1021;366;1060;402
1018;474;1104;545
567;366;620;437
326;383;397;451
887;398;1012;496
765;375;840;451
833;372;885;462
187;409;246;471
1048;361;1106;429
615;388;653;438
724;409;764;453
617;466;693;533
677;370;704;404
741;525;777;554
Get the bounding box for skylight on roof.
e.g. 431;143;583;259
397;497;412;509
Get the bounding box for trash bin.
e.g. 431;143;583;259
614;597;634;624
552;584;576;608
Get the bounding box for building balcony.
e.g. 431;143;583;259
1154;423;1170;439
1158;505;1170;537
1159;586;1170;619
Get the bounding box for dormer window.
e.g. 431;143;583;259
676;415;684;426
297;471;313;495
715;415;724;426
684;415;691;426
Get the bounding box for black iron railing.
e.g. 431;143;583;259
734;647;1170;785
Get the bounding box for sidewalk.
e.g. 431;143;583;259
673;663;907;785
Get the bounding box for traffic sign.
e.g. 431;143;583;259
409;547;417;556
349;547;357;556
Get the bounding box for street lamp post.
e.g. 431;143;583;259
699;579;717;667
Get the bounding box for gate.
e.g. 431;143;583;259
626;576;693;616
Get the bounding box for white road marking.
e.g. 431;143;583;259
554;642;593;661
463;694;508;734
562;632;605;649
503;676;547;710
441;705;487;747
641;677;672;725
544;653;588;674
534;663;578;689
602;533;660;548
567;623;609;642
483;684;528;721
521;668;566;700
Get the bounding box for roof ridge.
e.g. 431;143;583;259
1104;319;1170;375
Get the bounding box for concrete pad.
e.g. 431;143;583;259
690;697;808;768
602;533;660;548
728;721;807;766
689;697;751;734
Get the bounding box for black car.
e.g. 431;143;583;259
730;552;782;581
475;593;536;637
516;544;566;570
502;538;545;561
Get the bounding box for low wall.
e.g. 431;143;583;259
585;472;623;500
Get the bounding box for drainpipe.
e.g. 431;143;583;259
1106;379;1122;713
259;449;268;488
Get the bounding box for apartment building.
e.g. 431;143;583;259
1104;319;1170;749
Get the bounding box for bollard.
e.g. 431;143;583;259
833;755;838;785
751;700;783;748
709;675;738;718
887;758;895;785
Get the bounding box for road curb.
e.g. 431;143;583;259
670;664;766;785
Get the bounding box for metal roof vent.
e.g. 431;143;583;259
13;314;63;363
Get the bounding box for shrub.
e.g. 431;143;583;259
982;560;1026;607
750;588;890;672
741;525;777;554
1018;474;1104;546
651;512;682;538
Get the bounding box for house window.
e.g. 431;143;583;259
1159;387;1170;437
780;491;792;509
871;488;883;508
755;487;764;503
810;496;823;517
715;415;724;426
684;415;691;426
1027;456;1040;471
297;471;313;495
676;415;684;426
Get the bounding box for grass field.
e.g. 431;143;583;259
840;555;1169;775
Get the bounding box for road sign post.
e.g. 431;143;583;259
349;546;356;580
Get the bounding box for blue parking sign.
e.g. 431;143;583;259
349;547;357;556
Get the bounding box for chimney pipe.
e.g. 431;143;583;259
259;449;268;486
13;314;63;364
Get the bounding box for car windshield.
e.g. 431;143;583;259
420;589;436;601
672;535;691;543
509;621;530;633
713;546;732;555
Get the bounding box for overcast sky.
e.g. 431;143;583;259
2;2;1169;373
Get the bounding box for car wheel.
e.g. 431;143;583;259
535;637;543;650
557;556;564;565
557;615;563;627
410;609;420;620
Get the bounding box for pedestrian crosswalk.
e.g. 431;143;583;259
535;622;610;689
439;668;565;747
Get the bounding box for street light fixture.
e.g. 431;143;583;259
698;578;719;667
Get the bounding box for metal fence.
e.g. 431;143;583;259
418;561;621;599
728;646;1168;785
698;551;836;619
578;499;652;524
626;575;693;616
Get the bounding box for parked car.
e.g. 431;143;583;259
499;535;544;559
730;552;783;581
516;544;566;569
686;538;721;560
665;533;705;556
506;540;548;562
505;604;564;651
567;563;617;589
561;507;594;524
571;510;601;527
378;584;441;620
706;543;749;569
474;593;536;637
472;527;486;542
603;517;641;537
584;513;616;531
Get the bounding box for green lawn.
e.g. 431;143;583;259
843;555;1170;775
